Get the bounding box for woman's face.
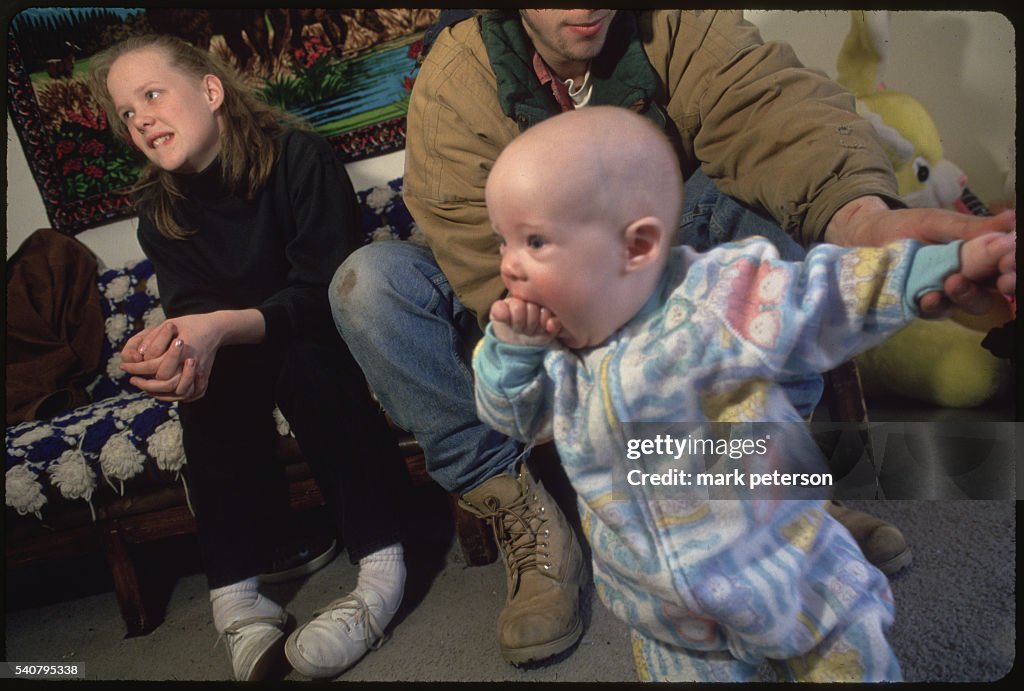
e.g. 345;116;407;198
106;47;224;174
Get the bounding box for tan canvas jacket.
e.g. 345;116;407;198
403;10;900;325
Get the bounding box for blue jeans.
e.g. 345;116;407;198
330;170;821;494
331;241;519;494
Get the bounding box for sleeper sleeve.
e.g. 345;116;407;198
473;325;555;443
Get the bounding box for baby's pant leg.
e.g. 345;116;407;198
676;502;901;681
780;601;902;682
630;628;760;682
724;506;902;681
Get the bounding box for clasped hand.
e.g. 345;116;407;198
120;314;220;403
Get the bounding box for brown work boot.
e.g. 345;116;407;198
460;464;585;664
827;500;912;576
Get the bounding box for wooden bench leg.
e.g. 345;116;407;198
446;492;497;566
97;520;154;637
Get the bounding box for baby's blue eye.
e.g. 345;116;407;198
527;235;546;249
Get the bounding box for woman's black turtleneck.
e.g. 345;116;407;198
136;128;360;348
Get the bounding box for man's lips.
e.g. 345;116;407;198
565;15;609;37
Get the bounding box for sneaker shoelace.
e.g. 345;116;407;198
313;591;388;651
217;611;288;651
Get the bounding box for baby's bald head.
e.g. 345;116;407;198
486;107;683;348
487;106;683;233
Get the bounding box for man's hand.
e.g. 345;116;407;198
826;196;1016;316
489;297;560;347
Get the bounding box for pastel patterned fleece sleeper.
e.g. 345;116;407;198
475;237;963;681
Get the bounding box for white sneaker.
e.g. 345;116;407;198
221;611;289;681
285;591;393;679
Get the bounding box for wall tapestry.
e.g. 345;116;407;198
6;7;439;234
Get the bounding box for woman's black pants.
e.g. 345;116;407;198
177;331;408;589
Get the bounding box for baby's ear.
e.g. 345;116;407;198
624;216;666;272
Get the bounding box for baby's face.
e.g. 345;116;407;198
486;106;675;349
491;195;632;349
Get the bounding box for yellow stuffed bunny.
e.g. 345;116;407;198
836;10;1011;408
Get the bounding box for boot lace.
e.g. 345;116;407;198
485;488;549;595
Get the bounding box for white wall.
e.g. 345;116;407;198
6;11;1015;267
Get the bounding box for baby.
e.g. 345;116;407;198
473;106;1015;682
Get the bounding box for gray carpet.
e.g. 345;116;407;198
3;486;1015;682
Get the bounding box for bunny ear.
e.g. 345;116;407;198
836;10;891;96
863;11;891;78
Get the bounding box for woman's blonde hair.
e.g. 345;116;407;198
89;34;296;239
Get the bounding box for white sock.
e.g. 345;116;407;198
209;577;283;634
355;543;406;624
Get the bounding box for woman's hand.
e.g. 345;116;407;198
120;309;265;402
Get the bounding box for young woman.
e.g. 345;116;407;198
89;34;408;681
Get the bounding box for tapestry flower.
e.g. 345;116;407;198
294;36;330;69
79;139;106;157
62;158;83;175
55;139;76;159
